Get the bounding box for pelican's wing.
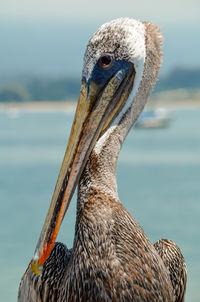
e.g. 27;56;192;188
18;242;71;302
154;239;187;302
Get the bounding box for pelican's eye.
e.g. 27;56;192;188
98;53;115;70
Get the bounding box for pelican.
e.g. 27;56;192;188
18;18;187;302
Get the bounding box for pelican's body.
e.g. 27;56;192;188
18;18;187;302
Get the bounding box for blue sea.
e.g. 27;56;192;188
0;108;200;301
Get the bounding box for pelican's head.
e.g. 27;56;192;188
31;18;163;275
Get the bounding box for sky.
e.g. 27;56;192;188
0;0;200;77
1;0;200;24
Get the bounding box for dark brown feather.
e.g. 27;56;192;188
154;239;187;302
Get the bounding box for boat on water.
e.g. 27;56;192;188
135;108;171;129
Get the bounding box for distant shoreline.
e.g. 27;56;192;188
147;98;200;110
0;99;200;113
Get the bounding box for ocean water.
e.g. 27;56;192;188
0;108;200;301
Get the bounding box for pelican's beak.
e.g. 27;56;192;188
31;62;135;275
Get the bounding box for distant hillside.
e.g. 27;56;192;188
0;68;199;102
0;76;81;102
156;68;200;92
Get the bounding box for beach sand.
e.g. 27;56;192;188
0;93;200;113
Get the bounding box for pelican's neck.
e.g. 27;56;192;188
78;126;121;204
78;89;149;206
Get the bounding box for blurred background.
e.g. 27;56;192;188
0;0;199;301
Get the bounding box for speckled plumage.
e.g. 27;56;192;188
18;18;187;302
154;239;187;302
